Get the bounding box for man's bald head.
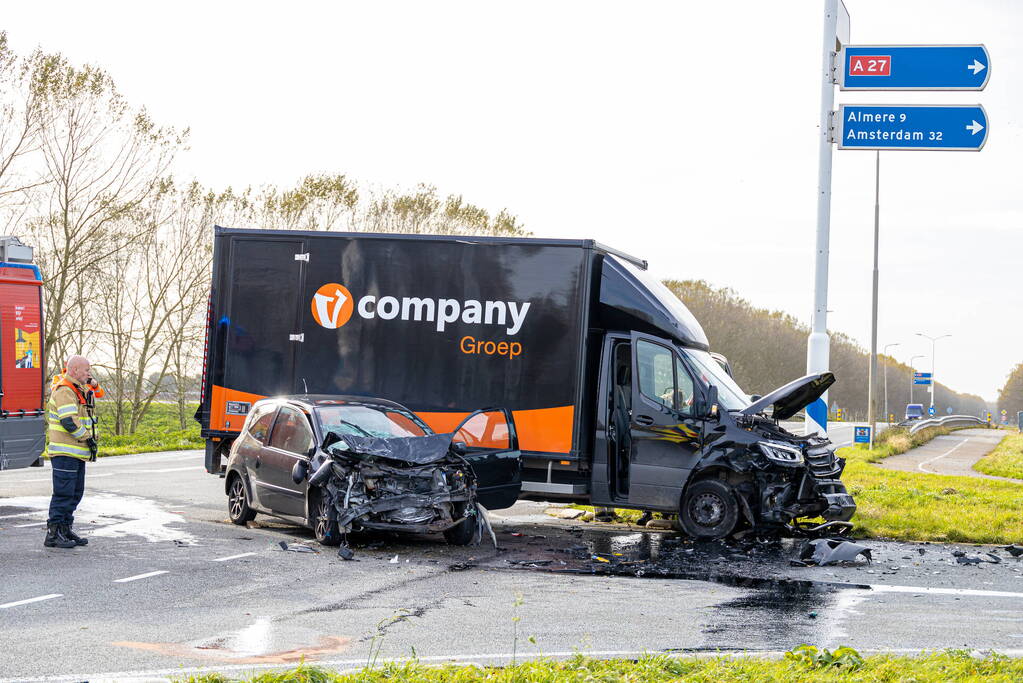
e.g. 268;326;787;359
66;355;91;383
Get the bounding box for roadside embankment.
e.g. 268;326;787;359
91;402;203;457
974;432;1023;480
841;425;1023;544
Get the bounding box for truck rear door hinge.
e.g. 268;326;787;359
289;333;304;342
294;253;309;262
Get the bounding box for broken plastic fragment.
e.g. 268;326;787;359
798;538;872;566
337;545;355;561
389;555;399;563
279;541;317;553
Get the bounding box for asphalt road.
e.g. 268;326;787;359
2;439;1021;682
878;428;1014;480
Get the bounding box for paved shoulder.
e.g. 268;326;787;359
875;428;1016;481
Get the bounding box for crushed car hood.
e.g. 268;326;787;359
332;433;455;465
740;372;835;421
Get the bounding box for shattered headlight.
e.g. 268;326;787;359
757;441;804;465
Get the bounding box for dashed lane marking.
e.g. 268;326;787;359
211;552;256;562
131;467;203;473
0;511;44;519
113;570;169;583
0;594;62;609
12;522;47;528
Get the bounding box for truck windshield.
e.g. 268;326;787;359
316;405;429;439
681;349;751;411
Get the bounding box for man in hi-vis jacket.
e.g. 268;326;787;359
44;355;100;549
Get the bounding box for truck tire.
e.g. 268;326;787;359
443;503;477;546
227;474;256;525
677;479;739;540
311;489;341;546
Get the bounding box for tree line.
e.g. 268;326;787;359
667;280;989;421
0;34;528;434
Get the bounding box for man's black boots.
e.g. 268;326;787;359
43;524;77;549
63;525;88;546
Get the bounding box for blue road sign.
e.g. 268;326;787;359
914;372;932;378
837;105;987;151
839;45;990;91
928;405;936;416
854;426;871;444
914;379;932;385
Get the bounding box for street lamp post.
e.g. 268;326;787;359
909;354;925;405
883;342;900;423
915;333;951;416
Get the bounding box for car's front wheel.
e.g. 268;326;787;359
676;478;739;540
227;474;256;525
311;488;341;546
443;502;477;546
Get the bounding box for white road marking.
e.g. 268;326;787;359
131;466;202;473
113;570;169;583
0;511;44;519
917;437;970;473
14;473;114;483
12;521;47;528
871;583;1023;599
212;552;256;562
0;594;62;609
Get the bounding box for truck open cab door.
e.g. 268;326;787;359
625;331;705;511
450;408;522;510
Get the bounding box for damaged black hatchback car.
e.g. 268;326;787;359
223;396;521;545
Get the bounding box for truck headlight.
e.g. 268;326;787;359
757;442;804;465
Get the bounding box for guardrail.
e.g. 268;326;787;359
908;414;987;434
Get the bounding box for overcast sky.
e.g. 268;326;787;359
5;1;1020;402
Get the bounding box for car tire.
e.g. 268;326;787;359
227;474;256;525
676;478;739;540
443;502;477;546
311;488;341;547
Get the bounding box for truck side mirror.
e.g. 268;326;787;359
700;385;719;419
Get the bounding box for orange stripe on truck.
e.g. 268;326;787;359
209;385;267;431
417;405;574;455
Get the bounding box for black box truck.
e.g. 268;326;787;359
198;227;855;538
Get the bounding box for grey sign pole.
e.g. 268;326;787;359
867;151;880;447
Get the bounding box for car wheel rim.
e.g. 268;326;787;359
229;480;244;518
316;496;330;538
690;492;725;528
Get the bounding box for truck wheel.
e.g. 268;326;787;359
311;489;341;546
677;479;739;540
227;474;256;525
443;503;477;546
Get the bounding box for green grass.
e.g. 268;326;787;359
91;402;203;456
974;432;1023;480
840;426;1023;544
178;650;1023;682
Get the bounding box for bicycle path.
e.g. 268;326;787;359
875;428;1019;482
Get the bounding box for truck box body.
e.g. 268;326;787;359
0;239;46;470
198;228;705;487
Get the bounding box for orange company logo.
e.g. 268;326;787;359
311;283;355;329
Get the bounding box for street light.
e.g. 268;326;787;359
883;342;900;423
915;333;951;416
909;354;926;405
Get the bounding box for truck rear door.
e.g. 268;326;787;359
212;238;306;431
451;408;522;510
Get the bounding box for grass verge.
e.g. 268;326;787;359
91;402;203;456
839;426;1022;544
974;432;1023;480
178;650;1023;682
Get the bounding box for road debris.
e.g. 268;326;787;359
798;538;872;566
337;545;355;561
278;541;317;554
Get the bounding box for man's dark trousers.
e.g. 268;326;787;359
48;455;86;526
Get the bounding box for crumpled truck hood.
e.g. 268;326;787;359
740;372;836;421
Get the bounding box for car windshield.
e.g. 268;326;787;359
680;348;751;411
316;405;429;439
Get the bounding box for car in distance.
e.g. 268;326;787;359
223;395;521;546
904;403;925;421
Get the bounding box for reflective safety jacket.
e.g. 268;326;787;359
45;378;97;460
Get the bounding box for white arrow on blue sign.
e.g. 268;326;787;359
836;104;987;151
839;45;990;91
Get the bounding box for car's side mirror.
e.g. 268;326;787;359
750;394;762;402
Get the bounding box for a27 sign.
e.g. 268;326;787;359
839;45;989;91
849;54;890;76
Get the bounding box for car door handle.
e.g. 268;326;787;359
635;415;655;426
